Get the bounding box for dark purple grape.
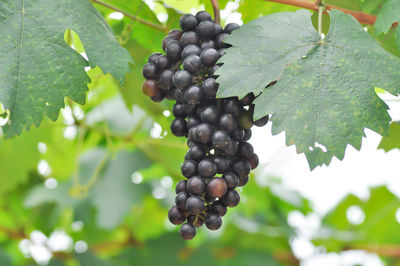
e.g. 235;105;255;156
238;111;253;130
219;113;237;132
222;172;239;189
179;14;198;32
218;48;226;57
195;11;212;22
215;33;230;49
214;23;223;36
211;201;227;216
211;130;230;149
181;31;200;46
208;65;220;78
188;144;206;161
142;63;158;79
162;36;177;51
243;129;252;141
183;55;203;74
201;78;218;99
160;69;174;90
148;52;162;64
200;48;220;66
195;123;213;144
204;192;216;203
213;156;231;173
175;191;189;209
180;223;196;240
166;40;183;61
232;159;251;178
205;213;222;230
182;103;196;115
151;92;165;102
172;103;186;117
239;142;254;158
173;88;185;102
181;159;197;178
171;118;187;137
184;85;203;104
142;79;159;97
168;206;186;225
187;175;206;195
232;128;245;141
248;153;259;170
182;44;201;59
198;159;217;178
188;127;198;142
223;139;239;157
197;21;215;39
207;178;228;197
224;23;240;34
201;40;216;49
200;105;220;124
222;189;240;207
222;99;241;117
185;196;205;215
175;180;188;193
168;29;182;39
172;70;192;88
187;116;201;129
238;175;249;187
240;93;255;105
254;115;269;127
155;55;170;70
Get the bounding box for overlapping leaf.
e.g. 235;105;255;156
378;121;400;151
0;0;133;138
217;10;400;169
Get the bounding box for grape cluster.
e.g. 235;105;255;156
142;11;269;240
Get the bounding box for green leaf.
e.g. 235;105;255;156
218;10;400;169
378;121;400;151
0;0;133;138
374;0;400;51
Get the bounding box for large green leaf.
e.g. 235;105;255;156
374;0;400;50
0;0;133;138
378;121;400;151
218;10;400;169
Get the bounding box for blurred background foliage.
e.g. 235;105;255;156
0;0;400;265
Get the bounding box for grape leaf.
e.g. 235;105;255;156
0;0;133;138
218;10;400;169
378;121;400;151
374;0;400;50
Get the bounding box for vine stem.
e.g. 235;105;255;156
263;0;377;25
317;4;324;37
210;0;221;24
91;0;168;32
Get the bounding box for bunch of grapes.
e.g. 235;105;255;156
142;11;269;240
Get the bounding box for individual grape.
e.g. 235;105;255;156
181;159;197;178
222;189;240;207
232;128;245;141
155;55;170;70
172;103;186;117
213;156;231;173
198;159;217;178
186;115;200;128
188;144;206;161
182;103;196;115
196;10;212;22
200;105;220;124
219;113;237;132
160;69;174;90
222;172;239;189
248;153;259;170
214;23;223;36
171;118;187;137
201;78;218;100
142;79;159;97
188;127;198;142
215;33;230;49
180;223;196;240
201;40;216;49
239;142;254;158
222;139;239;157
200;48;220;66
232;158;251;179
187;215;204;227
185;196;205;215
211;201;227;216
168;29;182;39
166;40;183;61
218;48;226;57
243;129;252;141
172;70;192;88
183;55;203;74
240;93;255;105
181;31;200;46
142;63;158;79
205;213;222;230
195;123;214;143
238;175;249;187
184;85;203;104
207;178;228;197
168;206;186;225
148;52;162;64
204;192;216;203
238;111;253;130
224;23;240;34
222;98;241;117
254;115;269;127
179;14;198;32
197;21;215;39
175;180;188;193
182;44;201;59
162;36;177;51
172;88;185;102
208;65;220;78
211;130;230;149
175;191;189;209
187;175;206;195
151;92;165;103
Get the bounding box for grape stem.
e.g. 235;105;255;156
91;0;168;32
317;0;324;37
210;0;221;24
263;0;376;25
